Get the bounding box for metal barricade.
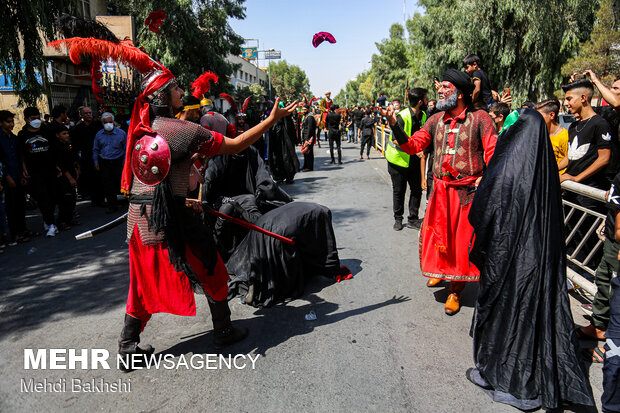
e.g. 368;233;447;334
561;181;605;297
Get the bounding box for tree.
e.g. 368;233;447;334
415;0;600;103
268;60;311;102
370;23;409;101
0;0;73;105
334;72;371;107
563;0;620;85
107;0;246;95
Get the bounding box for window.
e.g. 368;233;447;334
245;73;248;81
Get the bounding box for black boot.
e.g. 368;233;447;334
208;299;248;349
118;314;154;371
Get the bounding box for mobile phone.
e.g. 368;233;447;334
434;76;440;82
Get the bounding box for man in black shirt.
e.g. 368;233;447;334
463;54;493;109
325;105;342;164
352;106;363;144
359;110;376;159
300;105;317;171
18;107;59;237
70;106;104;206
559;79;613;198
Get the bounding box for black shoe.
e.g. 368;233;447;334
330;160;335;164
407;219;422;229
393;220;403;231
118;314;154;372
213;325;248;349
338;161;343;165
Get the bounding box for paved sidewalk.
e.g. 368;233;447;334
0;140;603;412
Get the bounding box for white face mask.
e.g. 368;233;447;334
69;121;75;127
65;124;70;129
29;119;42;129
103;122;114;132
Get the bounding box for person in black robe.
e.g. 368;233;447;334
202;145;292;260
467;108;594;410
226;201;350;307
267;113;299;183
202;146;352;307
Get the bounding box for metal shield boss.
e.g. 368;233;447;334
131;134;171;186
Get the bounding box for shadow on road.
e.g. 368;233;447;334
0;224;129;340
160;293;410;357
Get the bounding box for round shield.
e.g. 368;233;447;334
131;134;171;186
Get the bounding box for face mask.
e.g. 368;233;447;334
29;119;42;129
69;121;75;127
65;124;70;129
103;122;114;132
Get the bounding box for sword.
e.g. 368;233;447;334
195;200;295;246
75;213;128;240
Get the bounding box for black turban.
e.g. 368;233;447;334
443;69;474;95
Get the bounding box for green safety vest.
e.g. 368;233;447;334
385;108;426;167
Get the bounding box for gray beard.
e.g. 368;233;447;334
436;90;458;112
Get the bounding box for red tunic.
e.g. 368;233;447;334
125;123;228;320
400;108;497;281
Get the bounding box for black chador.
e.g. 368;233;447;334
467;109;594;410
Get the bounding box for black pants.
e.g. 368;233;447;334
30;175;56;226
56;177;76;225
4;182;27;240
603;275;620;412
79;161;104;205
387;160;422;222
100;157;124;208
328;132;341;163
302;142;314;170
360;135;373;156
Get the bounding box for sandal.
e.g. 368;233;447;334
582;347;605;363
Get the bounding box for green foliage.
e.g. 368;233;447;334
107;0;246;95
0;0;73;105
563;0;620;84
337;0;602;106
268;60;311;102
370;23;409;102
333;71;371;107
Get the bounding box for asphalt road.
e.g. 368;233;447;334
0;140;604;412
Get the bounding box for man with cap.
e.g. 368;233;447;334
380;68;497;315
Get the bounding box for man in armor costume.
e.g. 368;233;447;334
118;67;296;364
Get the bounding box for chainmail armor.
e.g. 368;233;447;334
127;117;216;244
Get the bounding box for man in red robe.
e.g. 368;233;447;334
380;69;497;315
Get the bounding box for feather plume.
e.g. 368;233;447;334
219;93;238;113
48;38;156;73
56;14;120;42
302;94;309;105
190;71;218;99
241;96;251;114
309;97;318;105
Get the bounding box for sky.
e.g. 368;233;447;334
229;0;423;98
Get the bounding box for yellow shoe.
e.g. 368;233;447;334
444;293;460;315
426;277;441;287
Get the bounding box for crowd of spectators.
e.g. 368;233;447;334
0;105;127;253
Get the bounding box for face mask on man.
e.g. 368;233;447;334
69;121;75;127
29;119;42;129
103;122;114;132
